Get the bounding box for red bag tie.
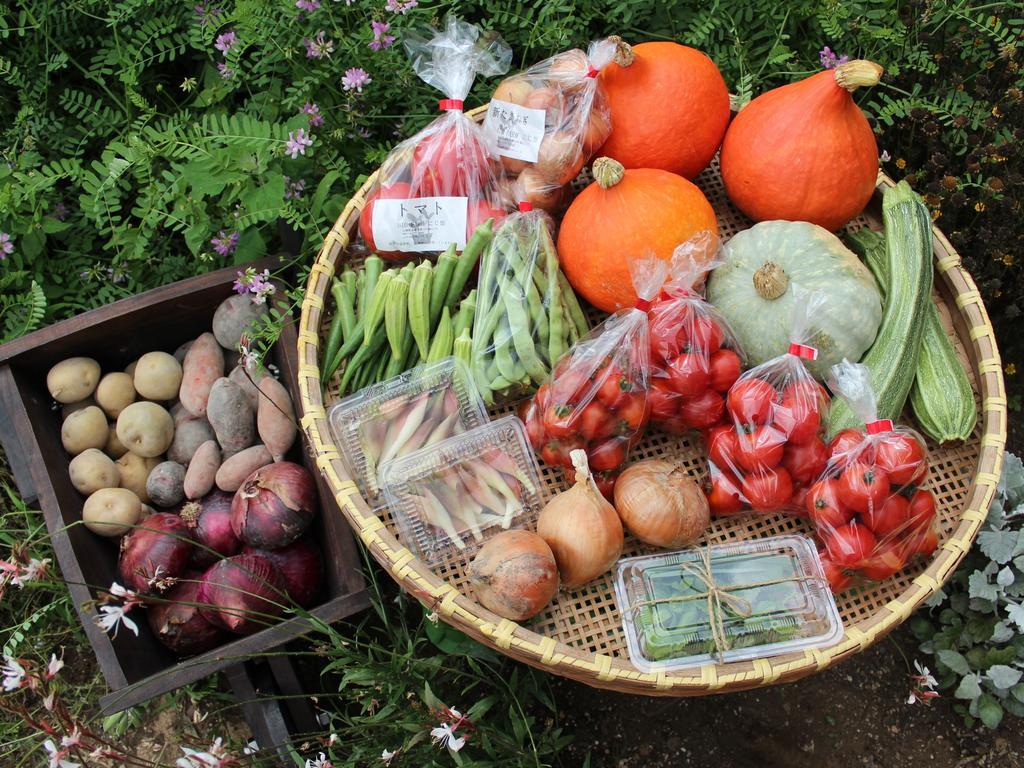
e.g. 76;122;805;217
865;419;894;435
634;297;652;311
517;201;534;212
788;343;819;360
438;99;464;111
585;65;599;78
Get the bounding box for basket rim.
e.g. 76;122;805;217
294;109;1006;695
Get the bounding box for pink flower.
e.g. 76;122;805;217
296;0;320;10
341;68;372;93
284;177;306;200
385;0;417;13
214;30;237;54
211;230;239;256
194;4;223;27
304;30;334;59
45;653;64;680
303;102;324;127
0;232;13;258
369;21;395;51
285;128;314;158
217;62;235;80
818;46;849;69
42;739;80;768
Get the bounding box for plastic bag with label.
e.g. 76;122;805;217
808;361;936;592
358;16;512;259
706;291;831;517
519;257;664;499
484;37;632;214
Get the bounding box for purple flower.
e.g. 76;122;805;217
296;0;320;10
385;0;417;12
233;267;276;304
284;176;306;200
194;4;223;26
369;21;395;51
211;230;239;256
214;29;238;54
53;200;69;221
341;67;372;93
819;46;849;70
304;30;334;59
0;232;13;259
303;102;324;127
217;62;235;79
285;128;314;159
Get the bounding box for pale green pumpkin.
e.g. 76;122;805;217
706;220;882;379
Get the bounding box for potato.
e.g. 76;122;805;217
61;397;96;421
206;378;255;454
68;449;120;495
116;453;161;503
167;418;216;464
184;440;221;499
116;402;174;458
133;351;183;401
170;401;195;426
215;444;271;492
124;359;138;377
82;488;141;537
223;348;242;371
256;375;297;462
140;503;156;519
47;357;101;404
95;372;136;418
228;364;261;410
105;424;128;458
61;406;109;455
212;294;268;349
180;333;224;417
146;461;186;508
173;340;193;364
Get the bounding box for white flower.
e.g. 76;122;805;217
430;722;466;753
176;738;231;767
94;605;139;638
1;654;26;691
42;740;80;768
913;660;938;689
381;748;397;765
879;150;891;163
61;726;82;749
43;691;56;711
45;653;64;680
326;733;338;747
305;753;333;768
12;557;50;587
243;740;259;755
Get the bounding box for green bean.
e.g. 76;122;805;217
493;315;525;385
500;273;548;384
558;270;590;339
444;219;494;308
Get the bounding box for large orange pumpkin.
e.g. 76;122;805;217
719;60;883;231
597;42;730;179
557;157;718;313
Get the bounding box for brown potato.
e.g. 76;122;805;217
95;372;136;418
173;340;193;364
180;333;224;417
256;375;297;462
133;351;183;401
82;488;141;537
105;424;128;459
61;397;97;421
146;461;186;508
211;294;268;350
116;402;174;458
47;357;101;404
61;406;109;455
115;452;161;503
215;444;272;492
124;359;138;377
184;440;221;500
206;378;255;454
69;449;121;495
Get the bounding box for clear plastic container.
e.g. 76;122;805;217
380;415;545;567
328;357;488;507
614;535;843;672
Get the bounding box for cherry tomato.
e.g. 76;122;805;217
783;379;828;411
735;426;786;472
806;478;853;529
679;389;725;430
742;467;794;511
859;542;905;581
534;382;552;411
727;378;776;426
659;416;690;435
708;349;742;393
648;380;682;421
875;433;927;486
907;526;938;558
588;438;627;471
825;523;878;569
517;398;545;450
773;385;822;445
411;124;491;196
648;309;688;363
781;437;828;484
707;425;740;471
667;352;710;397
707;469;744;516
541;440;574;467
552;368;593;406
819;551;853;593
591;470;619;502
791;485;809;515
907;489;937;529
828;428;866;460
596;366;631;409
688;314;723;356
579;401;614;442
615;393;649;434
542;404;576;440
466;199;507;242
838;461;891;514
863;493;910;538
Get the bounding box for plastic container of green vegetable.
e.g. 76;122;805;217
614;535;843;673
379;415;545;568
328;357;488;508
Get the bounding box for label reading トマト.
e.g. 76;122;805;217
371;197;468;252
484;99;546;163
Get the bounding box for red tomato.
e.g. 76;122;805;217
552;368;592;407
679;389;725;430
579;401;614;442
358;182;414;258
648;380;682;421
859;542;905;581
466;199;506;242
783;379;828;411
659;416;690;435
907;526;939;558
542;404;576;440
825;523;877;569
648;309;688;363
907;489;938;529
863;494;910;539
828;428;866;460
781;437;828;484
773;386;822;445
708;349;742;393
791;485;809;515
517;398;545;450
819;552;853;593
707;425;740;471
727;378;776;426
806;478;853;530
667;352;710;397
875;433;927;486
591;470;618;502
614;393;649;434
742;467;794;511
588;438;627;471
540;440;575;467
838;461;891;514
707;470;744;516
410;124;491;197
735;426;786;473
688;314;723;355
596;366;631;409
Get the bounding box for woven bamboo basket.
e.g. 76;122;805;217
296;106;1006;695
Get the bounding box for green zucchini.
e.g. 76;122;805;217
826;182;933;436
845;229;976;443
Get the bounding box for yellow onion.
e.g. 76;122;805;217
469;530;558;621
537;450;623;588
613;458;709;548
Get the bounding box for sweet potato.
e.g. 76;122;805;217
146;461;186;508
215;444;272;492
167;418;216;464
212;294;267;350
180;333;224;417
173;340;193;363
228;364;261;410
183;440;221;499
206;378;255;453
256;375;297;462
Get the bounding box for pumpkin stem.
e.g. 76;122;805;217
833;60;884;92
608;35;634;67
592;157;625;189
753;262;789;300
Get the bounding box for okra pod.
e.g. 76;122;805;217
408;261;433;359
453;329;472;368
340;324;387;394
444;219;494;308
430;244;457;329
384;272;410;359
385;324;414;380
362;269;394;346
426;306;454;364
320;279;348;385
453;289;476;338
360;255;384;318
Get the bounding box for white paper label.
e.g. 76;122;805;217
484;99;546;162
372;196;468;252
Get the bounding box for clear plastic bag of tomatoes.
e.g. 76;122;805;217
358;16;512;259
807;360;937;592
483;37;630;214
519;257;666;499
645;232;746;435
706;291;831;518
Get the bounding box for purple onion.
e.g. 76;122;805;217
179;491;240;567
197;554;286;635
230;462;317;549
147;572;225;656
118;513;193;593
242;536;324;607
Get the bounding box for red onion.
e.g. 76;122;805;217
179;491;240;568
197;554;286;635
118;513;193;593
230;462;317;549
147;572;225;656
242;536;324;607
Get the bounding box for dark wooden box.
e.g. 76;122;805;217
0;258;369;715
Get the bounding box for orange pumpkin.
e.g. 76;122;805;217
597;42;730;179
719;60;883;231
557;157;718;313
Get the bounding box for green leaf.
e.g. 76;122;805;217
937;649;971;676
955;673;982;700
977;694;1004;729
979;530;1019;564
987;664;1023;690
969;571;999;602
233;228;266;265
1007;601;1024;631
421;681;442;711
